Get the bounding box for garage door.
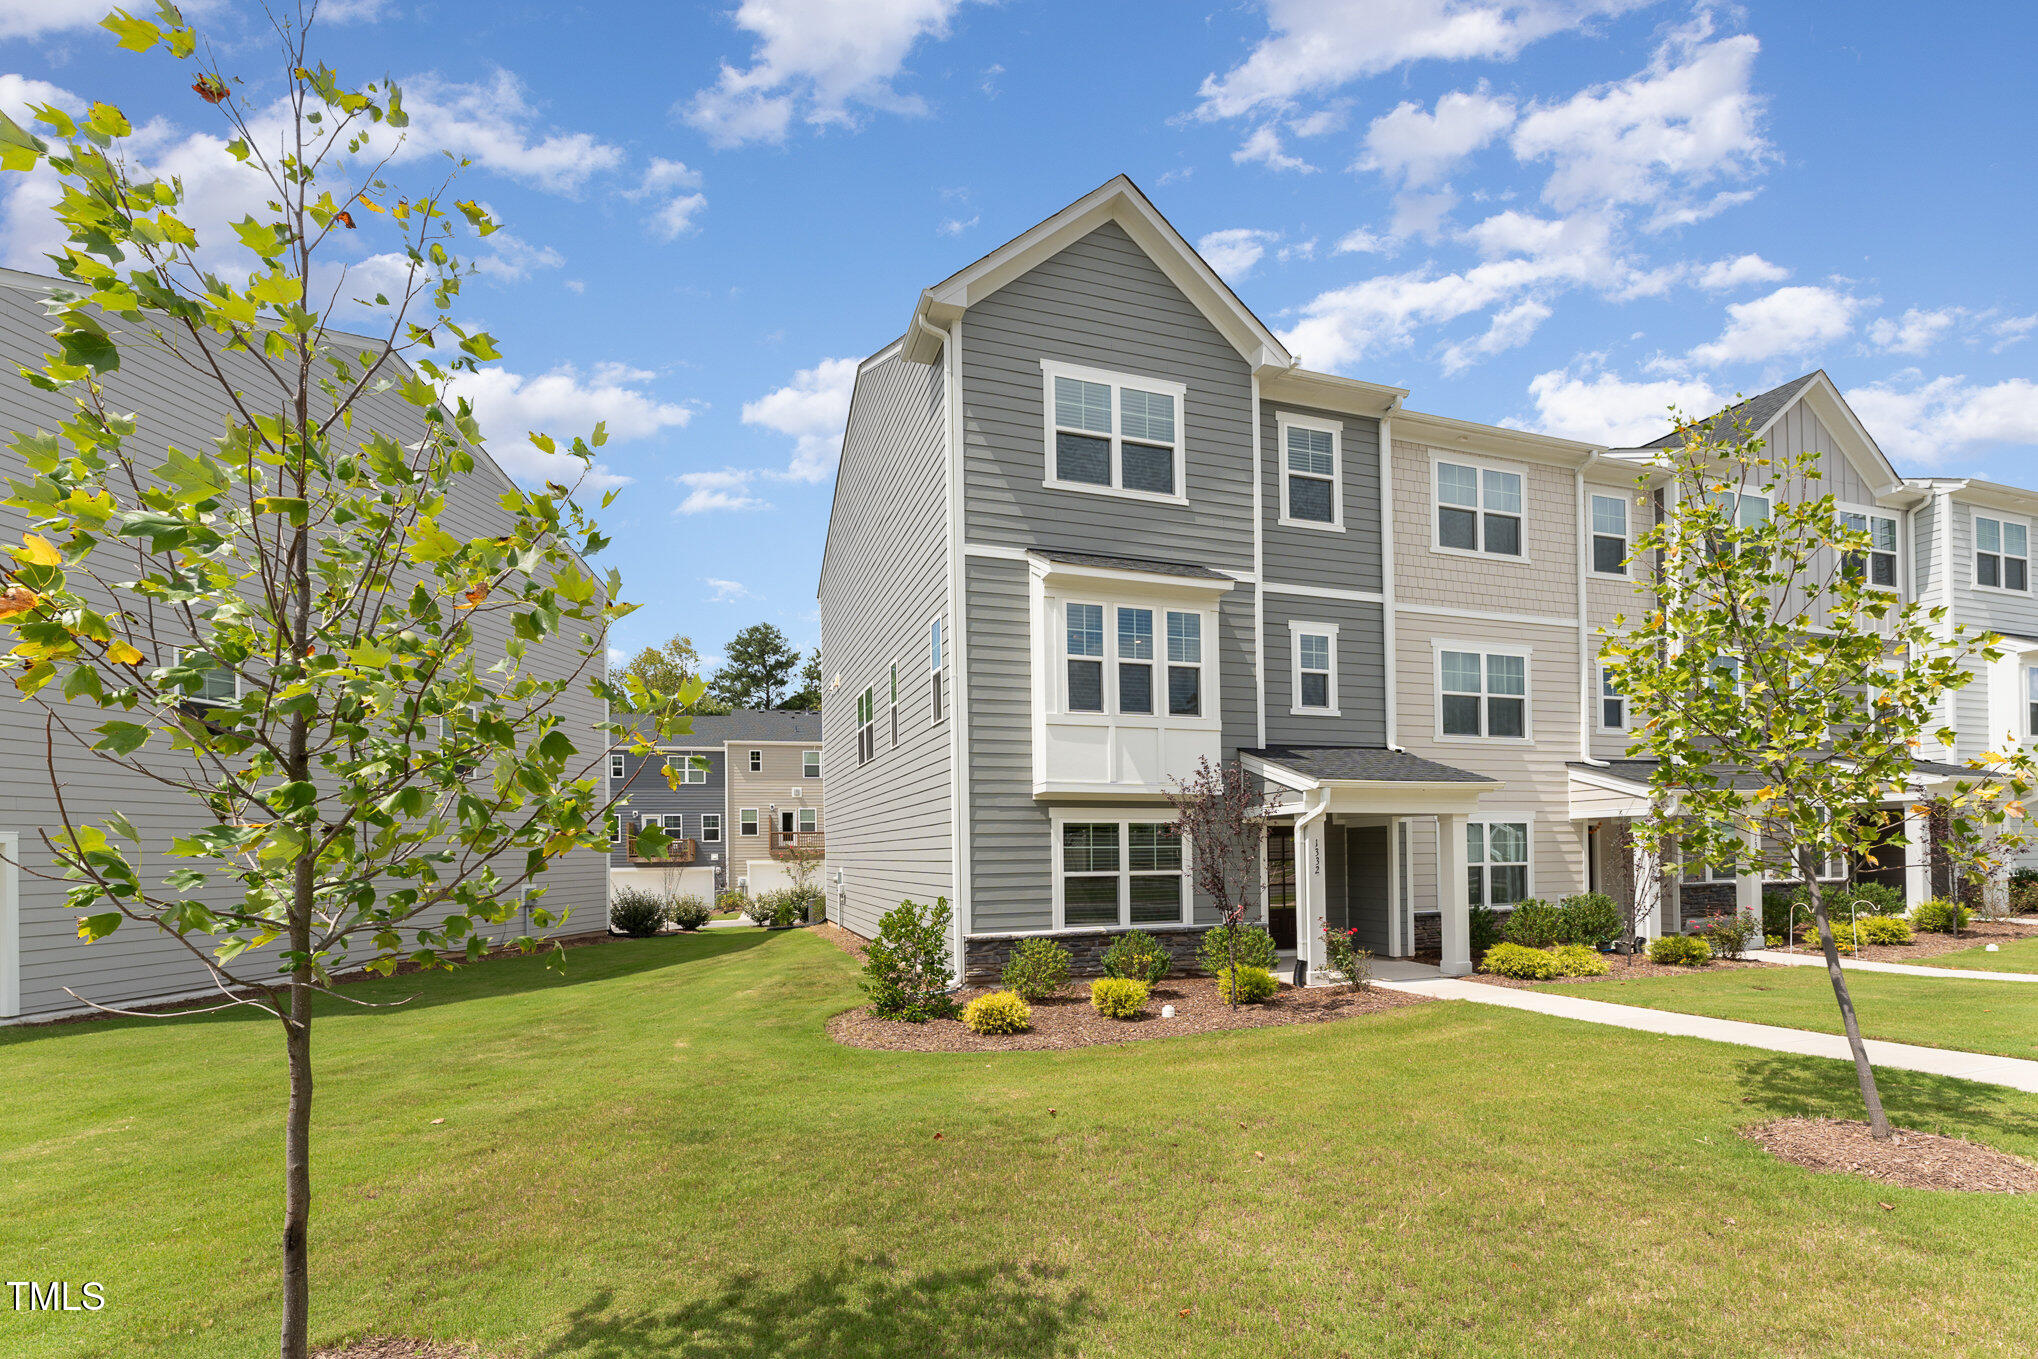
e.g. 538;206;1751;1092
743;861;794;894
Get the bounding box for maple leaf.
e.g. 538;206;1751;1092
191;75;229;104
0;584;39;619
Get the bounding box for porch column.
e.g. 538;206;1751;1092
1904;803;1932;910
1297;809;1327;982
1735;824;1764;942
1438;812;1471;976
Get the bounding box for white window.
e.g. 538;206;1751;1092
1589;494;1629;576
1434;459;1524;557
1166;611;1202;717
609;752;625;780
856;688;875;765
611;812;625;845
1290;622;1338;715
173;647;239;706
1057;819;1186;928
929;617;945;723
1041;360;1186;502
1056;597;1213;722
1278;414;1341;529
1703;490;1771;559
1468;821;1530;908
798;808;818;833
748;749;762;772
662;814;687;836
1840;507;1899;590
1116;606;1154;715
739;808;758;837
1976;514;2030;592
1065;603;1106;712
889;662;900;748
700;813;721;843
1598;666;1627;732
663;755;707;784
1439;648;1528;739
2029;668;2038;739
803;749;821;778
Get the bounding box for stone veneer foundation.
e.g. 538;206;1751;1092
963;927;1217;983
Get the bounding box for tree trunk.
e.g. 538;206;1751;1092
1802;849;1892;1139
280;976;312;1359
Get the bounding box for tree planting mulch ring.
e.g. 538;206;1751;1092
313;1340;485;1359
831;976;1431;1052
1467;956;1779;989
1743;1118;2038;1193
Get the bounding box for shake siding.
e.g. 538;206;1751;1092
608;749;729;885
724;743;826;887
1584;476;1645;762
1260;401;1382;592
1391;439;1580;618
817;349;952;940
0;276;604;1017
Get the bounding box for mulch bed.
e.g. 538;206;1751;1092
810;920;870;963
830;976;1431;1052
1743;1118;2038;1193
313;1341;484;1358
1467;955;1779;989
1775;918;2038;965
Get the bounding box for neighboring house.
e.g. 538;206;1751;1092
816;178;2038;986
0;269;607;1021
607;709;823;899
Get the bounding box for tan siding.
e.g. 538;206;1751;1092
1392;439;1580;618
725;742;827;887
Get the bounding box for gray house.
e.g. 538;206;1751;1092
0;268;607;1020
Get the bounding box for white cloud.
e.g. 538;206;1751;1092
702;577;755;603
1197;228;1282;281
654;193;709;239
470;232;566;281
1511;18;1768;215
1688;284;1862;367
1992;314;2037;351
938;215;980;236
446;362;693;488
1389;189;1458;240
628;159;708;240
682;0;974;147
1844;374;2038;466
1195;0;1649;122
1523;365;1724;446
742;355;859;482
1359;89;1516;187
1334;226;1389;255
1697;253;1788;291
367;71;626;193
675;469;772;515
1868;306;1961;356
320;0;393;20
1232;124;1315;173
0;0;219;38
1439;298;1551;374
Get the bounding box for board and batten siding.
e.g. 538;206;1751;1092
0;272;605;1018
817;348;953;940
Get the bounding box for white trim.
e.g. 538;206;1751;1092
1971;509;2032;596
1429;451;1530;563
1397;602;1577;629
739;808;759;837
1039;358;1190;506
1261;580;1386;604
1275;411;1344;531
1594;662;1630;734
747;748;763;772
1586;491;1632;580
609;752;626;780
1466;813;1535;909
1434;640;1534;746
1288;620;1341;717
1577;468;1593;764
1026;554;1234;600
1837;500;1902;594
961;541;1030;561
1048;808;1188;932
1380;413;1398;748
699;813;722;844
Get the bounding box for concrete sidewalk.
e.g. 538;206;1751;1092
1748;948;2035;983
1380;976;2038;1094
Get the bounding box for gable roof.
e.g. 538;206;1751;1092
1624;369;1903;497
1640;372;1822;449
900;175;1293;371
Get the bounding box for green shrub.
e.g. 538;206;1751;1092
1691;912;1754;960
1854;914;1913;946
714;888;748;915
1911;898;1972;934
1101;930;1172;987
1469;903;1501;962
746;889;805;928
1557;892;1621;947
1499;898;1565;949
1549;943;1609;977
1198;923;1278;976
862;897;957;1022
1831;881;1906;920
1000;937;1072;1000
669;894;712;931
961;990;1032;1035
2012;878;2038;915
1216;965;1277;1004
1648;935;1711;966
1090;977;1149;1019
608;888;667;937
1764;933;1785;949
1478;942;1559;980
1319;924;1372;990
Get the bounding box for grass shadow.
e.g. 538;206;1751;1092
1731;1050;2038;1142
538;1257;1096;1359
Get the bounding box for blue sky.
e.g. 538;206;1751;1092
3;0;2035;668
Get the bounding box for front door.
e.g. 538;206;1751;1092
1266;827;1297;950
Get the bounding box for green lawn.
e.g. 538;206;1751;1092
1921;934;2038;974
1544;967;2038;1061
7;933;2038;1358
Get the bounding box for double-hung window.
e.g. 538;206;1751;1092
1840;508;1899;589
889;663;900;748
1468;821;1529;908
1042;361;1185;500
1279;415;1341;527
1167;612;1202;716
1117;607;1154;715
748;749;763;772
700;813;721;843
1291;623;1337;714
798;808;818;834
803;749;821;778
173;647;239;706
856;689;876;765
1977;514;2030;592
664;754;707;784
1440;649;1527;739
1066;603;1106;712
1435;460;1523;557
610;813;625;845
929;617;944;722
609;752;626;780
739;808;758;837
1059;819;1186;927
1589;494;1629;576
1598;666;1627;732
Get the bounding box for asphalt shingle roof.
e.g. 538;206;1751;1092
1243;745;1498;785
1641;371;1822;449
619;707;819;747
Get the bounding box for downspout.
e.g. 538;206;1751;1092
1378;402;1401;750
1935;488;1957;754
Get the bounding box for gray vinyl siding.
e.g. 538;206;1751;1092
1912;497;1941;604
1261;401;1382;592
817;348;953;939
1262;596;1387;747
0;272;605;1018
607;749;730;886
961;555;1043;932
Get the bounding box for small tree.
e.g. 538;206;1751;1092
1167;757;1276;1005
709;621;803;709
615;633;719;712
1606;410;2036;1139
1602;820;1664;965
0;11;691;1356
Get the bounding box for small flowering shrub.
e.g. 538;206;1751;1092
1319;923;1372;990
1216;965;1277;1004
1101;930;1173;987
961;990;1032;1035
609;889;667;938
1648;935;1711;966
715;888;748;915
1089;977;1149;1019
1691;913;1755;960
862;897;958;1022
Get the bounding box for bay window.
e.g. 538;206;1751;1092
1167;611;1202;716
1439;648;1527;739
1435;459;1523;557
1041;360;1186;501
1066;603;1105;712
1058;818;1186;928
1117;607;1154;714
1468;821;1529;908
1976;514;2030;592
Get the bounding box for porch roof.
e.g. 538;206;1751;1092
1568;755;1982;820
1243;745;1500;815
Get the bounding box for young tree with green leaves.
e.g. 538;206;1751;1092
0;7;692;1354
1603;413;2035;1139
709;620;803;709
615;632;726;712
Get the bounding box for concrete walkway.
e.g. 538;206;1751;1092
1380;976;2038;1094
1748;948;2036;983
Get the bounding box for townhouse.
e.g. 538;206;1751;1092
608;709;824;899
816;177;2030;984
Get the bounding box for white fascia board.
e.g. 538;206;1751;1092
1026;553;1235;600
1394;407;1602;466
